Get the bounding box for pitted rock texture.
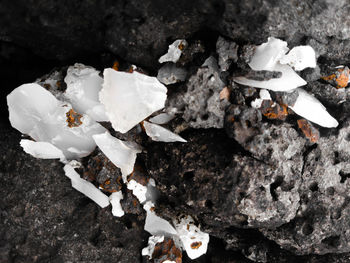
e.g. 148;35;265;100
182;57;229;129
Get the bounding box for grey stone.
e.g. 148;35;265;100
216;36;238;72
157;63;187;85
182;56;229;129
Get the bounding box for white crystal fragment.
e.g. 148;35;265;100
233;37;307;92
143;121;187;143
234;63;306;92
251;89;271;108
100;69;168;133
248;37;289;71
159;39;187;63
142;235;165;258
144;201;177;236
7;83;59;135
92;132;141;181
63;164;110;208
64;63;109;122
289;88;338;128
280;46;316;71
109;191;124;217
251;99;263;109
127;179;148;203
7;83;105;160
149;113;175;125
20;139;65;160
174;216;210;260
260;89;271;100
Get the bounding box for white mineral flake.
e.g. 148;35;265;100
64;63;109;122
100;69;167;133
20;139;65;160
142;235;165;258
92;132;141;181
144;201;177;236
7;83;105;160
234;37;308;92
259;89;271;100
143;121;187;143
63;163;110;208
251;89;271;108
280;46;316;71
251;98;263;109
127;179;148;203
158;39;187;63
174;216;210;260
7;83;59;135
248;37;289;71
289;88;338;128
145;178;158;204
109;191;124;217
149;112;176;125
234;63;307;92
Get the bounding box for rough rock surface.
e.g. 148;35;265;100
1;0;350;262
181;57;229;129
0;128;148;262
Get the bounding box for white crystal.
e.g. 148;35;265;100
280;46;316;71
233;37;307;92
289;88;338;128
234;63;307;92
7;83;105;160
143;121;187;143
20;139;65;160
142;235;165;258
251;89;271;108
248;37;289;71
144;201;177;236
92;132;141;181
100;69;167;133
259;89;271;100
109;191;124;217
127;179;148;203
174;216;210;260
64;63;109;122
159;39;187;63
63;163;110;208
149;113;175;125
7;83;59;135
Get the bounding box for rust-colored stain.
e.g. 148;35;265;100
178;41;186;51
112;61;120;71
219;87;230;100
152;238;182;263
260;100;288;120
66;109;83;128
127;162;150;186
321;67;349;89
127;66;134;73
297;119;319;143
43;83;51;90
190;241;202;249
83;153;123;193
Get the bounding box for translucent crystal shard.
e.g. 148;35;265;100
100;69;167;133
